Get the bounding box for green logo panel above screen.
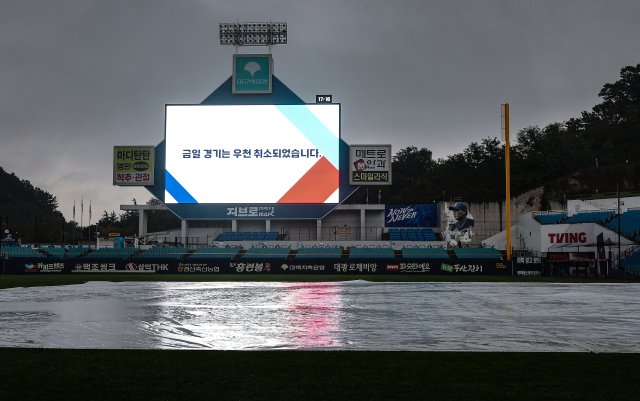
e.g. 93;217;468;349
233;54;272;93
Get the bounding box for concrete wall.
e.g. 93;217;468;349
517;213;542;253
237;220;268;232
568;196;640;215
271;219;318;240
134;189;572;246
442;187;564;245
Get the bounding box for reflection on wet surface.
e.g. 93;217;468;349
1;281;639;352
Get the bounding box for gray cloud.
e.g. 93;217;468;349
1;0;639;220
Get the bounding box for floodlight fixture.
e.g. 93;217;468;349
219;22;287;46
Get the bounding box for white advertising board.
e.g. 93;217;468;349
164;104;340;204
542;224;594;252
349;144;392;185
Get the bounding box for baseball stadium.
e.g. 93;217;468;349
2;22;640;401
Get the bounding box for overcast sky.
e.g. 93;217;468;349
2;0;639;222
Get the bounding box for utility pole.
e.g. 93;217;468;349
617;182;621;269
502;104;512;264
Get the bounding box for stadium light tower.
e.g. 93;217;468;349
501;104;512;265
219;22;287;53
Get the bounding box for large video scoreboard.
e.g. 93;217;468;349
164;104;340;205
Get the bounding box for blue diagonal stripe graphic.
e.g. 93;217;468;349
165;170;198;203
275;105;339;167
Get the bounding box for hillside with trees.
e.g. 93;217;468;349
351;63;640;208
0;165;180;244
0;166;68;243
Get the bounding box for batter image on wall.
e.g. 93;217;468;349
164;104;340;204
443;202;474;247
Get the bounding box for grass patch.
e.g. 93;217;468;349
0;349;638;400
1;275;638;399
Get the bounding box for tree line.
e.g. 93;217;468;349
351;63;640;207
0;165;179;244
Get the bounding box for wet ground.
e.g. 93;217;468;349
1;281;638;352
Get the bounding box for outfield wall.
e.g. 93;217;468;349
3;258;528;276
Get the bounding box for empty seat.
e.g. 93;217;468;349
348;247;395;259
187;247;241;259
402;248;449;259
242;247;290;259
295;247;342;259
453;248;502;259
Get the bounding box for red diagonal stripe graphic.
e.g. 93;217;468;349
277;157;339;203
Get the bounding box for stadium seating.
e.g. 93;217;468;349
295;246;342;259
388;228;437;241
66;247;91;258
41;246;67;259
453;247;502;259
606;210;640;238
402;247;449;259
133;247;190;260
242;246;291;259
0;246;46;258
564;211;614;224
187;246;241;259
348;247;395;259
534;213;567;224
84;247;139;259
621;249;640;273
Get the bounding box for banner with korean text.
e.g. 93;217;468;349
3;258;511;275
113;146;155;185
349;144;391;185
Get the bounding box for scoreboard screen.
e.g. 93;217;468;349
164;104;340;204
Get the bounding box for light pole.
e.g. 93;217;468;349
617;182;621;269
501;104;512;264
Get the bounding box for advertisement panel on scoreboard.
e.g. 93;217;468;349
164;104;340;204
113;146;155;186
349;144;391;185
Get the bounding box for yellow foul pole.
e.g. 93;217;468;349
502;104;512;264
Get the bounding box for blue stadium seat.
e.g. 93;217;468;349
453;248;502;259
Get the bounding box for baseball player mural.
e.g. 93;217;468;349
443;202;474;247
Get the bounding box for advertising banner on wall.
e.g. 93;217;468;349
113;146;155;186
542;223;594;253
3;258;511;275
164;104;340;205
232;54;272;94
1;231;18;246
349;144;391;185
385;204;439;227
442;202;475;247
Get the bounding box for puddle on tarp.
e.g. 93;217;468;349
1;281;639;352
